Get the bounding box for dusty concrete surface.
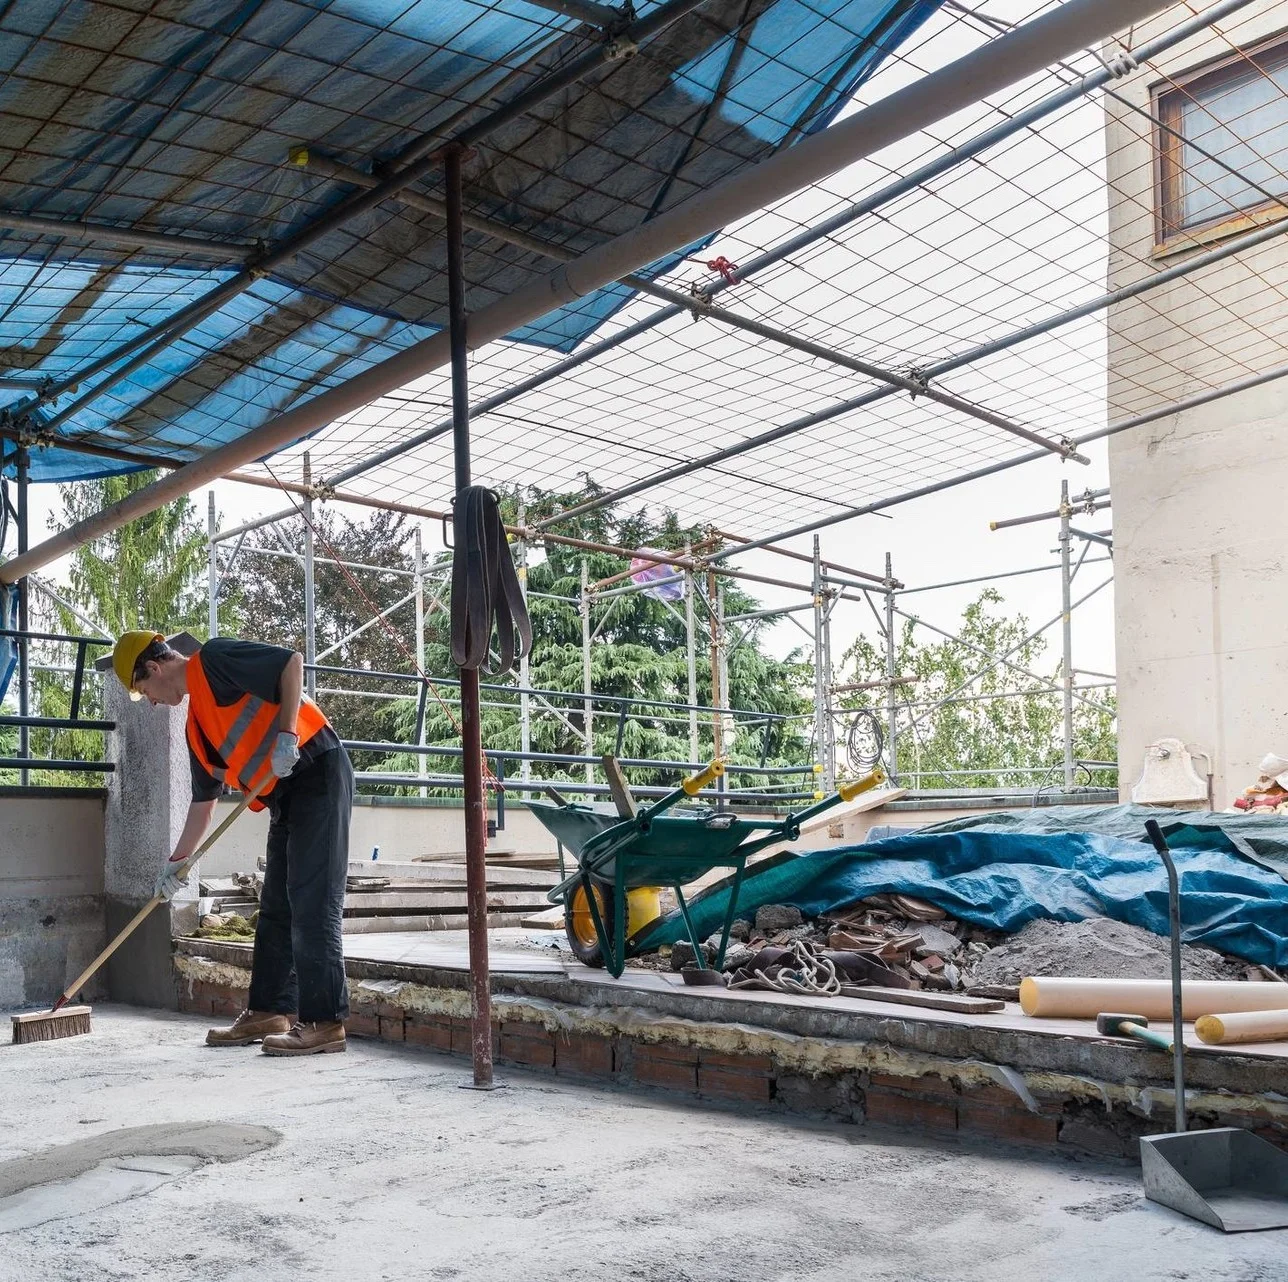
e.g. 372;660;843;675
2;1007;1284;1281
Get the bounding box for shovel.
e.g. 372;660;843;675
1138;819;1288;1232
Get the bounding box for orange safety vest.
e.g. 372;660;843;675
185;651;330;810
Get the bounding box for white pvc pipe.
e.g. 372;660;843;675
1;0;1183;586
1021;977;1288;1020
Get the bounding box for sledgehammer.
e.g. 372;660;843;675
1096;1012;1174;1053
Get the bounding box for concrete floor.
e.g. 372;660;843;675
2;1008;1285;1282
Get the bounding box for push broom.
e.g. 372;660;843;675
12;778;267;1044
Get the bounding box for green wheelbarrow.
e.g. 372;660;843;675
529;760;885;978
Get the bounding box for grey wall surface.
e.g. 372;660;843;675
103;682;195;1008
0;791;107;1009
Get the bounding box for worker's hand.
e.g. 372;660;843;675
270;731;300;778
154;853;190;901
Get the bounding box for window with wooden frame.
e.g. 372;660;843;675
1153;32;1288;247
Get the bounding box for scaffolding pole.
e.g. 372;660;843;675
812;537;828;789
685;543;697;764
207;492;218;639
884;553;898;785
414;526;427;796
518;500;531;783
16;446;29;787
717;576;729;803
1059;481;1075;789
302;453;316;700
581;558;593;786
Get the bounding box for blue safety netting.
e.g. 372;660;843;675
636;819;1288;970
0;0;943;482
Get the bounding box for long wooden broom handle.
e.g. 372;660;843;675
54;778;269;1009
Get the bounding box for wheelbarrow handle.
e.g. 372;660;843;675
637;759;726;826
780;768;886;836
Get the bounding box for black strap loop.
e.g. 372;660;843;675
450;486;532;674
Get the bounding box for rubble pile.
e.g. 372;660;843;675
651;897;1284;995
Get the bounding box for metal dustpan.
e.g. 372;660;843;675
1142;1127;1288;1232
1139;821;1288;1232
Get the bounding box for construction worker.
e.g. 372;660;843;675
111;630;353;1056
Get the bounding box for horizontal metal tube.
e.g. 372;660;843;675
0;716;114;730
0;209;253;261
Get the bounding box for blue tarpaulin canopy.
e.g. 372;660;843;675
636;810;1288;970
0;0;941;482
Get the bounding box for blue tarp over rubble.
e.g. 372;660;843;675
635;808;1288;970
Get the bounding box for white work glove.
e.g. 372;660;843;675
155;853;190;901
270;730;300;778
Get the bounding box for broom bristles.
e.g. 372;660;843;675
11;1005;92;1044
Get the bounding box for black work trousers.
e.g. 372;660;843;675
247;746;354;1023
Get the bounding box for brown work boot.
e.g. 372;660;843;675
261;1020;347;1056
206;1009;294;1047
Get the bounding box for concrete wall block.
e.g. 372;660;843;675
698;1065;772;1104
774;1071;860;1121
405;1015;454;1053
957;1100;1059;1147
345;1010;378;1041
377;1003;406;1042
0;894;107;1009
553;1031;614;1078
631;1042;699;1093
863;1086;957;1134
499;1022;556;1070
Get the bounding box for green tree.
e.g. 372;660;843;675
380;483;811;794
4;470;210;783
221;504;417;748
838;588;1116;789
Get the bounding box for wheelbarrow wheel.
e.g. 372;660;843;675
565;879;615;969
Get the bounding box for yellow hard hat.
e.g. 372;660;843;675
112;630;163;700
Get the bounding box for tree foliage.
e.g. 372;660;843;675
380;483;812;792
5;470;210;784
838;588;1116;789
221;505;416;747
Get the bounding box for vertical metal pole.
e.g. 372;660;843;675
812;537;829;791
302;453;316;700
716;576;728;801
1059;479;1075;790
207;491;219;639
581;557;593;785
707;569;722;763
414;525;427;798
822;578;836;792
517;498;531;783
16;446;29;787
685;544;698;763
447;144;493;1089
884;552;899;785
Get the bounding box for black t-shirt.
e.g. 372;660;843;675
188;637;339;801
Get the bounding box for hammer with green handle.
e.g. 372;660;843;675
1096;1012;1175;1052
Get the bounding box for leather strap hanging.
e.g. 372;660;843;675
450;486;532;674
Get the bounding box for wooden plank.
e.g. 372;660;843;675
344;890;551;913
519;905;566;929
348;861;555;888
838;984;1004;1014
600;754;637;819
342;911;532;935
797;786;909;836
